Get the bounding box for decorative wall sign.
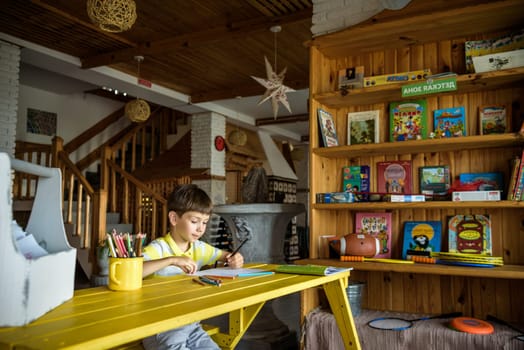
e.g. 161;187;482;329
26;108;57;136
401;77;457;97
214;135;225;151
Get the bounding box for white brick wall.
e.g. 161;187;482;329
190;112;226;206
311;0;411;37
193;179;226;205
190;112;226;177
0;40;20;156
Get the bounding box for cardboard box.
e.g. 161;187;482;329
472;49;524;73
317;192;356;203
0;154;76;326
364;69;430;87
390;194;425;202
452;191;501;202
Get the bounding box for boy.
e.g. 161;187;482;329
142;184;244;350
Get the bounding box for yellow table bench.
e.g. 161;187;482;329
0;264;360;350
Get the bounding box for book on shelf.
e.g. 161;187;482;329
317;108;339;147
512;149;524;201
448;214;492;255
401;221;442;260
354;212;392;258
419;165;451;199
377;160;413;194
389;99;428;141
342;165;370;201
507;156;521;200
479;105;508;135
433;106;466;138
275;264;352;276
347;110;380;145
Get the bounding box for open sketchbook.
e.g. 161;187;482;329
275;264;353;276
194;267;274;278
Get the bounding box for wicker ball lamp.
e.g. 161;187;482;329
86;0;137;33
125;55;150;123
125;99;150;122
228;129;247;146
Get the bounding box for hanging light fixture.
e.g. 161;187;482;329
125;56;150;123
228;96;248;146
86;0;137;33
251;25;295;119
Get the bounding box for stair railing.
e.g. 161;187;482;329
13;106;190;278
104;156;168;238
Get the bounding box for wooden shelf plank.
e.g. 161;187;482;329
307;0;524;58
313;133;524;158
313;200;524;210
296;259;524;279
313;67;524;108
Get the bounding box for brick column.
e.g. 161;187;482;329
0;40;20;156
190;112;226;205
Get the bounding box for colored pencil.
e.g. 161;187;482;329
192;278;207;286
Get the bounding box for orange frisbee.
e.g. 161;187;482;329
450;317;494;334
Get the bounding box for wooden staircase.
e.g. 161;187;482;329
13;106;194;280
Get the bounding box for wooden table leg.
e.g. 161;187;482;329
322;278;361;350
213;301;265;350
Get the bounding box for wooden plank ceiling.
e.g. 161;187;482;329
0;0;312;103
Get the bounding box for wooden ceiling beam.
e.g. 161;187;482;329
81;8;312;69
190;78;308;102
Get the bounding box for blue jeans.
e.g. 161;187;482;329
142;322;220;350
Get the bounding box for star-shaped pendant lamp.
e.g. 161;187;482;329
251;25;295;119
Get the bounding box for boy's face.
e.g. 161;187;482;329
170;211;210;243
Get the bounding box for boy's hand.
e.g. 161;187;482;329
173;256;197;274
226;252;244;268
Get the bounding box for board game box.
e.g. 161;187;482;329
459;172;504;193
419;165;451;199
448;214;492;255
377;160;412;194
342;165;370;201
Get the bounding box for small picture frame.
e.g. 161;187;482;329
479;105;507;135
347;110;380;145
338;66;364;90
317;108;339;147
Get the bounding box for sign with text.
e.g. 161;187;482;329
401;77;457;97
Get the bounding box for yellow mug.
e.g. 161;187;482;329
108;257;143;291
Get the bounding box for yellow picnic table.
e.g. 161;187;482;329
0;264;360;349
